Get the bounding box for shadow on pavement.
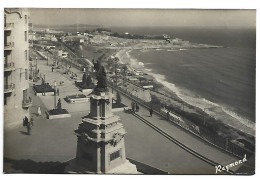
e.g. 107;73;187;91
4;157;66;173
19;131;29;135
31;112;39;116
127;158;168;174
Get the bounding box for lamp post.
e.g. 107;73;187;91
43;74;46;96
35;57;38;77
47;50;49;65
112;79;114;94
54;81;57;109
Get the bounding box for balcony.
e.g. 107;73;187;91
22;99;33;108
4;23;14;31
4;84;15;94
4;42;14;51
4;62;15;72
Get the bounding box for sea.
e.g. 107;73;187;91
110;26;256;135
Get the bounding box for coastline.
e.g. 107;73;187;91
115;48;255;138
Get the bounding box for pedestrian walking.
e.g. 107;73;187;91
136;103;139;112
38;106;42;116
131;102;135;112
27;121;32;135
149;108;153;117
167;111;170;121
52;66;54;72
23;116;29;127
30;117;34;126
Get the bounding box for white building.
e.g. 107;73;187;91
4;8;31;128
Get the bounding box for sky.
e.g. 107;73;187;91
29;9;256;28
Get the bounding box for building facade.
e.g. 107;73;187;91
4;8;31;128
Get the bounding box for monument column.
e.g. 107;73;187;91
66;63;138;174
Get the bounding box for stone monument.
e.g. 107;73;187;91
65;65;138;174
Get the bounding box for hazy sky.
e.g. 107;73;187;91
29;9;256;28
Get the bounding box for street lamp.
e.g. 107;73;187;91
112;79;114;94
35;57;38;77
54;81;57;109
47;50;49;65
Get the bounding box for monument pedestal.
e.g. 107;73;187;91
65;159;140;174
66;91;138;174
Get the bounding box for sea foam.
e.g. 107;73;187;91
149;71;255;135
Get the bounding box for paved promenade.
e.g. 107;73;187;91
4;57;253;174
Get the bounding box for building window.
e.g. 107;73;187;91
4;95;7;105
110;150;121;162
25;50;27;60
4;15;6;27
25;69;28;80
24;31;27;41
25;15;27;24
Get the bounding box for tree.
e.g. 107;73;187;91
86;75;93;87
116;91;122;104
93;58;101;72
41;78;45;85
82;73;87;84
122;65;127;73
57;98;62;111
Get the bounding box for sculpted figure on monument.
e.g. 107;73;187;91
93;57;108;92
111;133;123;146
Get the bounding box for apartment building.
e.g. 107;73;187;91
4;8;31;128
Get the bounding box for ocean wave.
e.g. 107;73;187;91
138;62;144;66
144;68;153;72
222;107;255;131
167;49;179;52
147;71;255;134
125;50;145;69
202;98;219;107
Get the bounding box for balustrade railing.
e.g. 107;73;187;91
4;23;14;30
4;84;15;93
4;62;15;71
